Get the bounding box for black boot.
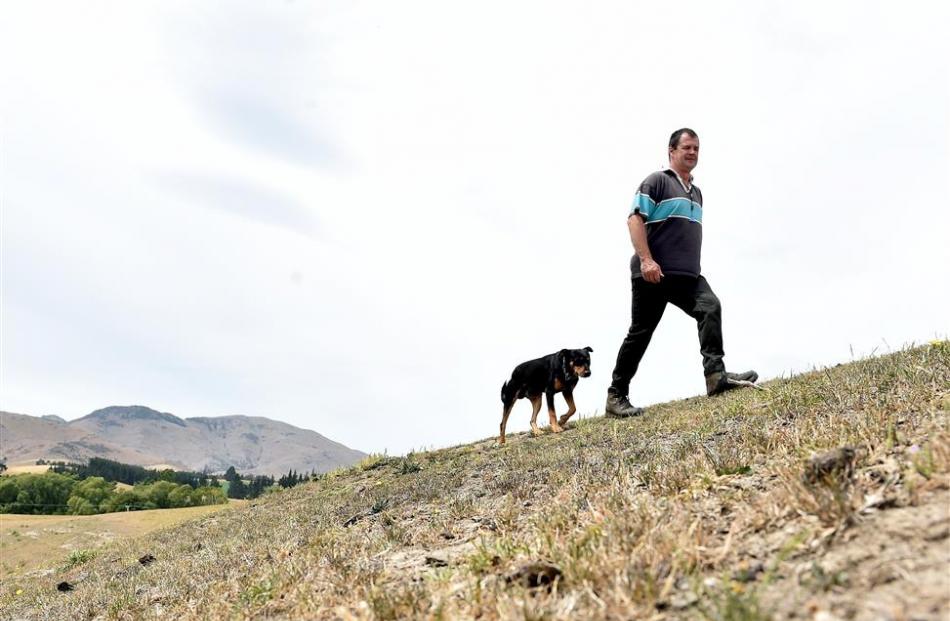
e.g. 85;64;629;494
605;393;644;418
706;370;759;396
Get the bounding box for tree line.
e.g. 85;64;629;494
48;457;217;488
0;458;318;513
0;472;227;515
222;466;311;499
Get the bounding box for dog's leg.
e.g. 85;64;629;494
546;392;563;433
499;400;515;445
558;392;577;427
529;396;543;435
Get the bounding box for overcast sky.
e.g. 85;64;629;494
1;1;947;456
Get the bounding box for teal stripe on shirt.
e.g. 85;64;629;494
646;197;703;224
630;192;656;218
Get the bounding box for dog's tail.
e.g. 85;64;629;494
500;381;508;403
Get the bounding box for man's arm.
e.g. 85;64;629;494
628;214;663;284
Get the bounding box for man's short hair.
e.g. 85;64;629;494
669;128;699;150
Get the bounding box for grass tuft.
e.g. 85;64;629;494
62;549;97;570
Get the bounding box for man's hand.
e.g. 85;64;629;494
641;258;664;284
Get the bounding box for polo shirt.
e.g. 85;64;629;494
628;169;703;278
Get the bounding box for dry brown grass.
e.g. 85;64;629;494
0;503;244;579
1;343;947;620
0;465;51;476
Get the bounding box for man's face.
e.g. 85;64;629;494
669;134;700;173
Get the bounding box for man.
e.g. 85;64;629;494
605;128;758;418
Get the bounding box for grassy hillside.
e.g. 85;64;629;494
1;344;947;620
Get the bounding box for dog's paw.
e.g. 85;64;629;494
530;425;542;436
557;415;571;427
551;424;564;433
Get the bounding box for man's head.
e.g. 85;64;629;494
668;128;699;176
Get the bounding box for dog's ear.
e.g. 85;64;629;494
584;346;593;353
558;349;569;358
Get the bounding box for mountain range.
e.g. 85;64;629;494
0;406;366;476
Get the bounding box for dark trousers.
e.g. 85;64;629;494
609;274;725;396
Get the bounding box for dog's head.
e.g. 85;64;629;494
559;346;593;378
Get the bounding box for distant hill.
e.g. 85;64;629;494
0;406;366;475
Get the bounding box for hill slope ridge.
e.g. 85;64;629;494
0;406;366;475
2;344;947;620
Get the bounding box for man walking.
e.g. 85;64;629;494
605;128;758;418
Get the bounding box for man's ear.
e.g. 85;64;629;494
585;346;593;353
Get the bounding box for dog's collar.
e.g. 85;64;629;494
561;356;576;379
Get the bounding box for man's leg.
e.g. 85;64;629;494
669;275;725;377
670;275;757;395
609;278;667;396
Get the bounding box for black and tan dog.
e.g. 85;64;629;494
499;347;593;444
